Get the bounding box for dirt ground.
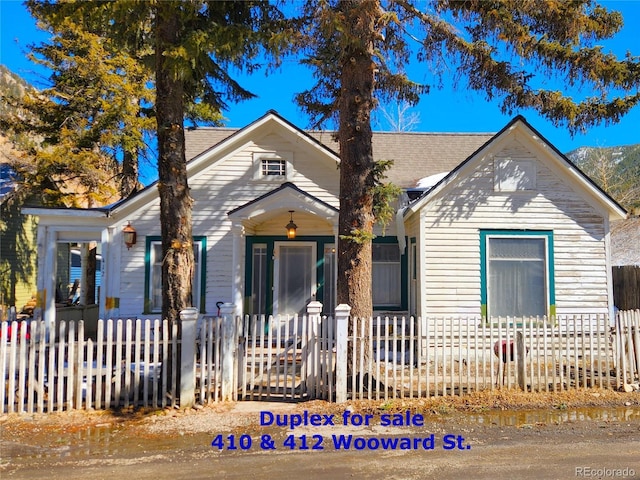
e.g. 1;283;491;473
2;390;640;480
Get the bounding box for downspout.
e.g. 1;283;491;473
396;207;407;254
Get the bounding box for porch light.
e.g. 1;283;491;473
285;210;297;239
123;222;137;249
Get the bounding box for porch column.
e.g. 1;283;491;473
35;225;57;337
230;222;245;318
99;227;112;319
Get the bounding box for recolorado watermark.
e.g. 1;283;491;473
576;467;636;478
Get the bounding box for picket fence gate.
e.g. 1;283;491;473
2;307;639;414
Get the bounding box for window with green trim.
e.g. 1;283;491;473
146;237;206;313
481;230;554;318
372;242;402;308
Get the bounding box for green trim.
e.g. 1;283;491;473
196;236;207;314
480;229;555;319
144;236;207;314
245;236;334;317
372;236;408;311
244;236;409;315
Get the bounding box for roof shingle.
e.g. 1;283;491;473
184;127;494;188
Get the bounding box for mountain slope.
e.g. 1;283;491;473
566;144;640;213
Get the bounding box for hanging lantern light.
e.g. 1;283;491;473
123;222;137;249
285;210;297;239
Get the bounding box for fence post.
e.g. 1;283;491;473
306;301;323;399
335;304;351;403
179;307;198;408
220;303;237;401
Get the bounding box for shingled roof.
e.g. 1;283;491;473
185;125;494;189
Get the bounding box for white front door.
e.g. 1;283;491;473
273;242;316;316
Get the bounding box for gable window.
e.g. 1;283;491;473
494;158;536;192
262;158;286;177
481;230;554;318
253;152;293;181
145;237;207;314
372;243;402;308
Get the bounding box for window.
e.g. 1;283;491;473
251;244;268;316
253;152;293;181
261;158;286;177
146;237;206;313
373;243;402;307
481;231;554;318
494;159;536;192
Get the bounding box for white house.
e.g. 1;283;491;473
24;111;626;331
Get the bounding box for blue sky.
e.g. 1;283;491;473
1;0;639;164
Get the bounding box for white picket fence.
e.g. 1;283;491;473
344;311;640;401
0;318;178;414
2;308;639;414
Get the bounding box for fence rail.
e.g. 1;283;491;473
345;314;637;401
2;308;639;414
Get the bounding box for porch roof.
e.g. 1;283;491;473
228;182;338;229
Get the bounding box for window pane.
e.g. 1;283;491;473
490;238;544;260
261;158;286;176
151;242;163;311
278;245;313;315
372;243;401;307
251;244;267;316
373;243;400;262
488;237;546;317
150;240;203;313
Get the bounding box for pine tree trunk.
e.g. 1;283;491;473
155;4;194;324
337;0;379;380
120;148;139;198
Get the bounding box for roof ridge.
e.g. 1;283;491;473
186;126;495;136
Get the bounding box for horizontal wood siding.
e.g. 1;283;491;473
116;132;340;318
421;138;608;317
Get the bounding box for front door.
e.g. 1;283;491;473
273;242;316;316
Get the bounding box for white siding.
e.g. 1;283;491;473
115;131;340;318
420;138;609;317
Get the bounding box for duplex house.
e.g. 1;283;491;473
24;111;626;331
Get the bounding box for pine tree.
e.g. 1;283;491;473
30;0;289;322
2;11;156;204
296;0;640;323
